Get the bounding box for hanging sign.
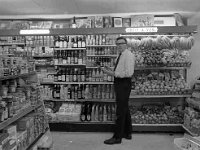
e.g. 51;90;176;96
125;27;158;33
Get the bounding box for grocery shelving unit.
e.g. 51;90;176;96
0;25;197;133
0;71;49;149
0;32;51;148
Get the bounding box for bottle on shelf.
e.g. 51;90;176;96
74;85;78;100
61;69;66;82
103;104;107;122
77;84;82;99
65;68;69;82
80;103;86;122
98;104;103;122
69;69;73;82
71;51;75;64
82;36;86;48
78;50;82;64
67;51;71;64
107;104;112;121
63;50;67;64
68;85;72;99
91;104;96;121
94;104;99;121
74;50;78;64
54;71;58;82
84;85;89;99
86;103;92;121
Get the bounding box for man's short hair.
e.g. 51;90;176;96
116;36;127;44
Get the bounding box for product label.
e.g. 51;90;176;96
125;27;158;33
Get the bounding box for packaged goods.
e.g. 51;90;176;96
0;133;9;150
31;130;53;150
16;117;33;131
95;16;103;28
76;18;92;28
131;14;154;27
113;17;122;27
3;125;17;150
103;16;113;28
122;18;131;27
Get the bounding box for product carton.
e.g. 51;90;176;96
95;16;103;28
17;116;34;131
37;130;53;150
103;16;113;28
154;16;176;26
131;14;154;27
76;18;92;28
3;125;17;150
0;133;9;150
3;125;17;142
122;18;131;27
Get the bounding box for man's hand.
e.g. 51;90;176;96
101;67;115;76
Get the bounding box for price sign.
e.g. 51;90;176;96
125;27;158;33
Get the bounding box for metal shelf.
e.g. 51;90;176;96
33;55;53;58
132;124;182;126
50;26;197;35
40;81;113;85
0;26;197;36
26;127;49;150
49;122;183;126
49;121;114;124
54;47;86;50
0;71;36;81
43;98;115;102
184;133;200;146
86;45;116;47
182;125;198;137
0;42;25;46
54;64;86;67
87;55;117;57
35;64;54;67
135;66;190;70
130;94;191;98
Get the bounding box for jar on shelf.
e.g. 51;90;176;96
0;85;8;96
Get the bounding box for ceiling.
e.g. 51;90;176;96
0;0;199;19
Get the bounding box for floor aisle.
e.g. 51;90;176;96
52;132;182;150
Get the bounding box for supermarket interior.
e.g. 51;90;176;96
0;0;200;149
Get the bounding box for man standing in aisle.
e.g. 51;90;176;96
102;36;135;145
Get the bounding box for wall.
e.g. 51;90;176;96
187;12;200;86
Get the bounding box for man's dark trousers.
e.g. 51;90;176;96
113;77;132;139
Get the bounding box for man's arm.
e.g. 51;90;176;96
101;67;115;76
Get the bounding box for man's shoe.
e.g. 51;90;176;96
104;137;122;145
123;134;132;140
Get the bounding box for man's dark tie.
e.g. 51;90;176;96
114;53;122;71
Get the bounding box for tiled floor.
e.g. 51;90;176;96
51;132;182;150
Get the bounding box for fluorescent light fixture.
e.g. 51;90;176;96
20;29;50;35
